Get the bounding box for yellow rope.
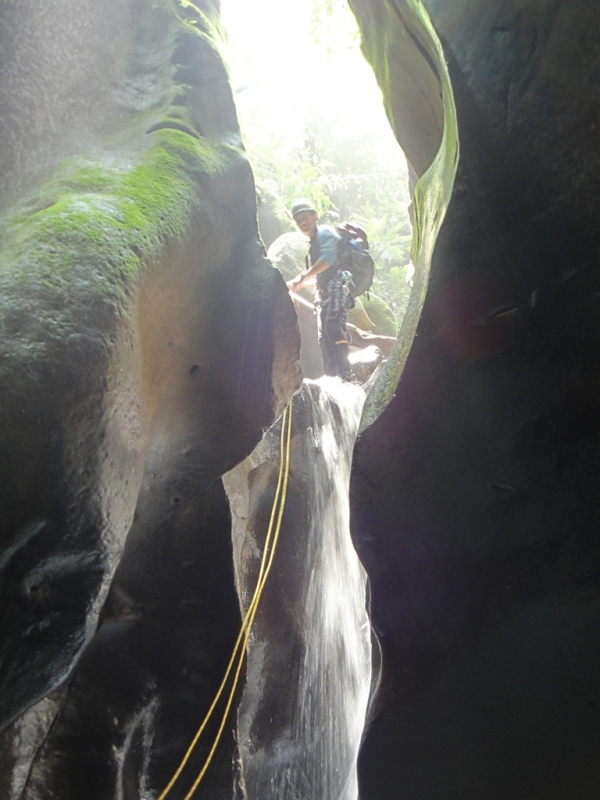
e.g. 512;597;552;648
158;401;293;800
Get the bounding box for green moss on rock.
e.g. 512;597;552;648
0;0;238;342
361;293;398;337
0;129;230;301
351;0;459;433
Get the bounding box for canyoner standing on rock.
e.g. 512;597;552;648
287;199;352;380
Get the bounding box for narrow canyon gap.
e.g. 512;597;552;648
1;0;600;799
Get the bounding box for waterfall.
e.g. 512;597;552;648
223;378;372;800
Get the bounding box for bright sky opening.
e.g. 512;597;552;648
219;0;406;176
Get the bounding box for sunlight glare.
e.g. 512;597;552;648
220;0;404;171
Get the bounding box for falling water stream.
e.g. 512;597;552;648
223;378;373;800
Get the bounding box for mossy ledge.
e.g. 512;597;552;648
0;0;235;350
1;131;229;287
0;0;302;732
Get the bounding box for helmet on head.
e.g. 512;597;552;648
290;199;316;219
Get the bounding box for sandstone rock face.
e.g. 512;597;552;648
267;232;324;378
267;232;310;284
347;298;374;332
3;0;600;797
0;0;300;740
0;482;240;800
224;380;372;800
350;1;600;797
359;294;398;337
257;188;293;249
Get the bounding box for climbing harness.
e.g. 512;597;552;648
158;401;293;800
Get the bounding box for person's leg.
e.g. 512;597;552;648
334;338;351;379
321;337;338;376
320;275;352;378
317;300;337;376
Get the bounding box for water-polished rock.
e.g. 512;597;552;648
350;1;600;797
224;380;375;800
0;0;301;733
349;345;384;384
0;482;240;800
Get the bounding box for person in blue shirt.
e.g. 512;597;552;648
287;199;352;379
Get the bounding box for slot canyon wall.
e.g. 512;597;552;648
0;1;301;797
0;0;599;798
350;0;600;798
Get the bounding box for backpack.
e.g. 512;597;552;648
336;222;375;298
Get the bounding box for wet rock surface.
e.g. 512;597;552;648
0;483;240;800
351;1;600;797
348;346;383;384
2;0;600;798
224;380;372;800
0;0;300;741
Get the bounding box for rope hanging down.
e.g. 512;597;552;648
158;401;294;800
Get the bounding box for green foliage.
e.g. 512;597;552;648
240;101;413;320
310;0;359;54
226;0;414;320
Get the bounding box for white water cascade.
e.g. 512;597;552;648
223;378;373;800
